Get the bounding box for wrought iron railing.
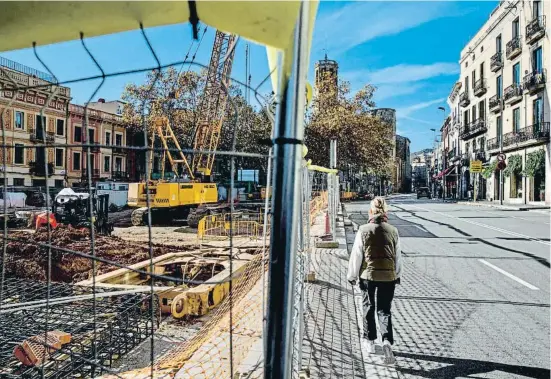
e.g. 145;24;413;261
487;137;500;151
503;122;550;147
113;146;125;154
523;69;546;92
526;16;546;42
81;168;101;178
489;94;501;110
29;161;55;176
461;118;487;140
111;170;129;180
0;55;57;83
459;91;470;106
503;83;523;102
506;36;522;59
474;78;487;95
474;150;487;162
490;52;503;71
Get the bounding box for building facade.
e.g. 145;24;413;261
454;0;549;204
67;104;128;186
395;135;411;192
371;108;398;192
411;148;434;191
0;57;71;188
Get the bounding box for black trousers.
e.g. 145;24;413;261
360;279;396;344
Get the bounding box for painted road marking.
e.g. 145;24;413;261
478;259;540;290
408;204;551;246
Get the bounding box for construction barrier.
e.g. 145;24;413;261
197;212;268;241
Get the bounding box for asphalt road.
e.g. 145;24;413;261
344;195;550;379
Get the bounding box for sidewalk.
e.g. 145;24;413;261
301;211;399;378
456;200;550;211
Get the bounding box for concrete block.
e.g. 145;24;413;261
315;240;339;248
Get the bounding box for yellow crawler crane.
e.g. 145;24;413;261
128;30;237;226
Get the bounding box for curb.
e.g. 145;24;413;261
456;201;550;211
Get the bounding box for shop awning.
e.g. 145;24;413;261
433;166;454;179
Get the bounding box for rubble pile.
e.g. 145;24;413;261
4;225;185;283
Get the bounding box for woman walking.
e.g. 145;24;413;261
347;197;402;364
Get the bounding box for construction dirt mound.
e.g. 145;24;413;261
4;225;187;283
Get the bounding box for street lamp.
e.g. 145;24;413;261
437;107;447;201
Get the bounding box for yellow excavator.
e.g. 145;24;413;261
128;31;239;227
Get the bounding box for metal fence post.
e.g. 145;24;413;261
265;2;311;378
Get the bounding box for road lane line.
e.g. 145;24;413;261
408;204;551;246
478;259;540;290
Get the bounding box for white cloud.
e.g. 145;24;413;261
314;2;465;56
373;82;424;102
396;98;447;117
366;63;459;85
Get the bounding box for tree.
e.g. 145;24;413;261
305;76;394;177
121;67;271;181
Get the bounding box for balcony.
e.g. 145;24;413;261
523;69;546;94
473;79;487;97
502;122;550;150
505;36;522;60
111;170;129;181
459;91;470;107
46;131;55;143
503;84;523;104
489;94;502;113
447;149;459;163
526;16;546;44
81;169;100;179
490;52;503;72
487;137;500;151
474;150;487;162
113;146;125;155
460;118;487;140
29;161;54;177
460;153;470;167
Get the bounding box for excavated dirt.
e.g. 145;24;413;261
4;225;187;283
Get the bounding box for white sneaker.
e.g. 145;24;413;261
362;338;376;354
382;340;395;365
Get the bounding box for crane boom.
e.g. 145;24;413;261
192;31;237;177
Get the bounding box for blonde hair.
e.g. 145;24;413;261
370;197;388;216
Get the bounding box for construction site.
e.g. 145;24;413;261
0;2;359;379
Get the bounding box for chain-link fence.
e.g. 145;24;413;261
0;3;322;379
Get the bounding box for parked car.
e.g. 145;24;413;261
417;187;431;199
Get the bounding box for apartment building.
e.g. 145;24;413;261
67;103;128;186
0;57;71;188
455;0;549;204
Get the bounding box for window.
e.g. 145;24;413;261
479;136;485;151
465;142;470;154
115;134;123;146
35;115;46;139
472;70;476;89
55;148;64;167
471;105;477;122
480;62;484;80
481;45;484;52
463;110;470;128
15;111;24;129
512;18;519;38
73;151;81;170
105;131;111;146
496;75;502;98
496;34;502;52
464;76;469;91
497;116;503;142
533;1;541;18
513;63;521;85
56;119;64;136
533;97;543;125
104;156;111;172
14;144;24;164
479;100;485;120
55;180;64;188
88;129;95;144
532;47;543;72
115;157;123;172
74;126;82;142
511;171;523;198
13;178;25;186
513;107;521;132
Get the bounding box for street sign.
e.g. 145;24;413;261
497;153;506;162
470;160;483;172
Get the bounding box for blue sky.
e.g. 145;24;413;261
1;1;498;153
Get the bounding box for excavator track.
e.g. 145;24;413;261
131;207;148;226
